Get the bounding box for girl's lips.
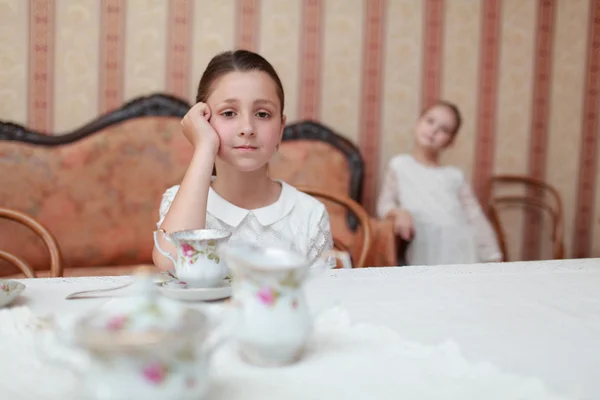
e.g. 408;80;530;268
234;146;258;151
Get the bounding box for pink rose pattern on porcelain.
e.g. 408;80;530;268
1;281;12;293
178;240;220;266
0;280;21;294
257;286;278;306
140;344;198;387
106;315;128;331
143;361;168;384
99;302;164;333
251;270;302;309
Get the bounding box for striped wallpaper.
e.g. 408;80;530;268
0;0;599;260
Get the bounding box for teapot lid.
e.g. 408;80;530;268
74;267;207;353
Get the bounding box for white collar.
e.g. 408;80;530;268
207;180;297;227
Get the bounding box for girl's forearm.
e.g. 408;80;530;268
152;149;215;271
159;148;216;231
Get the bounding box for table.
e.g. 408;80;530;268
9;258;600;399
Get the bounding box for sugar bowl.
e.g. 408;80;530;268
38;268;232;400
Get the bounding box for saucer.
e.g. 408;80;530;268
157;278;232;302
0;280;25;308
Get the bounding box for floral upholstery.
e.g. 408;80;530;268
0;117;192;276
0;117;395;277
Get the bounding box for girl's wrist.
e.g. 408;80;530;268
193;144;218;159
385;209;399;220
184;147;216;178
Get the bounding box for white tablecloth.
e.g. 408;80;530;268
3;258;600;399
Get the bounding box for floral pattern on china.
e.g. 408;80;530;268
37;267;234;400
252;269;302;309
0;280;25;308
1;281;13;293
218;241;352;367
180;241;220;265
153;228;232;288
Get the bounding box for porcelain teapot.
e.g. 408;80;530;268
38;268;233;400
218;241;352;367
153;228;232;288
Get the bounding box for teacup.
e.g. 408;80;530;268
153;228;232;288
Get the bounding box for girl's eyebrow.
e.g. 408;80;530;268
254;99;277;107
218;98;277;108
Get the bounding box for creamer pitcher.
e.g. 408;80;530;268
218;242;351;367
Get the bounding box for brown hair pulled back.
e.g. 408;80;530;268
195;49;285;115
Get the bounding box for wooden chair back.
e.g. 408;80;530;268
487;175;564;261
295;186;373;268
0;207;63;277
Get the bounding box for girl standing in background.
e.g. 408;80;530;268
377;101;502;266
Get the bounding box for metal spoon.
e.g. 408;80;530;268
65;272;176;300
65;282;134;300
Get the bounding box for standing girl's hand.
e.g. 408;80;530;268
388;209;415;241
181;102;220;155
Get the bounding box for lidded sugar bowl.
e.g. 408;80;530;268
39;268;230;400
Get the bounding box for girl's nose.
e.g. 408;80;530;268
239;114;256;136
239;126;255;137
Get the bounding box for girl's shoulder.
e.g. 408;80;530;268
284;182;327;216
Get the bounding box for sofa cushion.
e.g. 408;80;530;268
0;117;192;274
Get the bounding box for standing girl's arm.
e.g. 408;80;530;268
376;165;400;219
377;164;414;241
152;103;220;271
458;181;503;262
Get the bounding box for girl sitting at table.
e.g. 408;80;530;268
153;49;333;271
376;100;502;266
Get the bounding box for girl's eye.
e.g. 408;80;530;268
256;111;271;119
222;111;235;117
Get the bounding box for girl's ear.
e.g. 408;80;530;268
279;114;287;141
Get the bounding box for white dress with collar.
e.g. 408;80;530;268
157;180;334;267
377;154;502;266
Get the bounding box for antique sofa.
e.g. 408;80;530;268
0;94;395;277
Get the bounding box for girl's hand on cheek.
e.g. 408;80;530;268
181;102;220;155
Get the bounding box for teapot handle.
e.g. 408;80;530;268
153;228;178;266
310;250;353;277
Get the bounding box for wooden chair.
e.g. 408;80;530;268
0;207;63;278
295;186;372;268
487;175;564;261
